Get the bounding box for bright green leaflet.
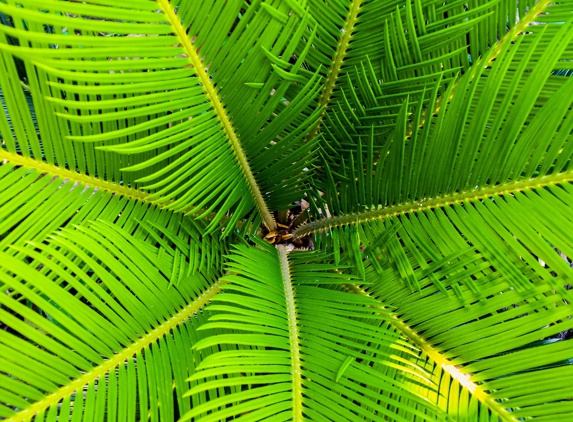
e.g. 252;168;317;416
1;0;573;421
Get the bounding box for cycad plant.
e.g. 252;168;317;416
1;0;573;420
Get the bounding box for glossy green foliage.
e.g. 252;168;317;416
1;0;573;421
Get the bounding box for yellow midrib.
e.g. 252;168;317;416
157;0;276;231
277;244;303;420
293;169;573;239
343;284;518;422
1;149;224;222
408;0;552;137
390;314;517;422
1;149;149;201
7;280;226;422
306;0;362;141
482;0;552;69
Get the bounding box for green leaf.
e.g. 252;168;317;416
2;0;573;420
183;242;446;421
0;220;229;421
0;0;322;232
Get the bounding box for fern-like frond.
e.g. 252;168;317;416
0;220;231;421
183;241;447;421
2;0;573;420
288;7;573;418
0;0;322;232
301;0;516;144
342;284;509;422
298;2;573;236
0;156;233;280
361;236;573;421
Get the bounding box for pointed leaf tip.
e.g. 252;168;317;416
336;356;355;382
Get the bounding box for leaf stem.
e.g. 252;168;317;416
0;149;220;219
343;284;518;422
157;0;276;230
6;280;226;422
0;149;149;201
408;0;552;137
277;244;303;420
294;170;573;238
306;0;363;141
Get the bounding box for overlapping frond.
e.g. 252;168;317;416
360;221;573;421
343;284;507;422
184;241;446;421
0;155;234;279
288;4;573;420
298;1;573;238
2;0;573;420
0;0;321;232
300;0;516;145
0;220;234;421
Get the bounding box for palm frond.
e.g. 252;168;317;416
300;0;520;144
285;6;573;419
359;233;573;421
0;220;232;421
0;0;322;232
0;156;234;279
2;0;573;420
184;241;446;421
341;284;507;422
297;1;573;241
